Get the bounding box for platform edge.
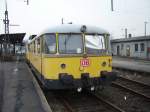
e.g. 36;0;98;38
25;63;53;112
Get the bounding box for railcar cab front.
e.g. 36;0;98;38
27;25;117;91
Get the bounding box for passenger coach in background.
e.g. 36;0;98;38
25;24;117;92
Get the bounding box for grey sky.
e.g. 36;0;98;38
0;0;150;39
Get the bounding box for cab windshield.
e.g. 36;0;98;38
59;34;83;54
85;35;106;54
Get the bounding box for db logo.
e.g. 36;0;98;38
80;59;90;67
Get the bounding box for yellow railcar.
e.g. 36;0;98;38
26;24;116;91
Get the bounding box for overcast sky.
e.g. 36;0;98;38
0;0;150;39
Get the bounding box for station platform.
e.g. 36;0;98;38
112;56;150;73
0;60;52;112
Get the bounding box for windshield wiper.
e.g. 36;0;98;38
64;34;71;53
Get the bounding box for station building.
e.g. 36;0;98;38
0;33;25;54
111;35;150;59
0;33;25;60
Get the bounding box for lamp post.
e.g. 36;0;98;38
144;21;148;37
3;0;9;55
0;19;2;56
24;0;29;5
111;0;114;11
62;18;64;24
125;28;127;38
121;28;128;38
144;21;149;59
61;18;72;24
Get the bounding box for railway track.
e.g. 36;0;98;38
48;91;126;112
29;63;125;112
27;62;150;112
113;68;150;83
42;76;150;112
44;75;150;112
112;76;150;101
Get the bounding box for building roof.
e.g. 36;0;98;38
0;33;26;44
111;35;150;43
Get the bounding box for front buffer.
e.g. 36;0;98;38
43;71;117;92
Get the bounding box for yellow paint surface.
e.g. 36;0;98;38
42;56;112;79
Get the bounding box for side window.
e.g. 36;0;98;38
121;44;124;50
37;38;40;54
34;41;36;53
43;34;56;54
140;43;144;51
31;41;35;53
31;42;34;53
31;43;33;53
28;45;30;52
135;44;138;52
25;45;28;52
35;39;38;54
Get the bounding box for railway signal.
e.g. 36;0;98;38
3;0;10;55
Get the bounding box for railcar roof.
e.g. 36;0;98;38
28;24;109;44
41;24;109;34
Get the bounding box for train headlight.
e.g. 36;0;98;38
102;61;106;67
60;63;66;69
80;25;87;32
108;59;112;67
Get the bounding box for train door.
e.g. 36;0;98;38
126;45;130;56
117;45;120;56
